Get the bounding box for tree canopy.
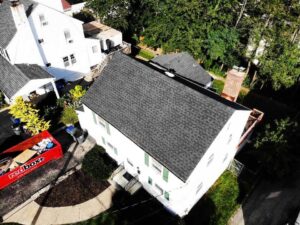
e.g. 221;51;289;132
86;0;300;91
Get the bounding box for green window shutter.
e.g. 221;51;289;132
106;123;111;135
163;167;169;182
164;191;169;200
92;112;97;124
144;153;149;166
148;177;152;185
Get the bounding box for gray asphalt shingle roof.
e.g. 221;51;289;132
83;53;248;181
151;52;212;86
0;0;37;48
0;56;53;98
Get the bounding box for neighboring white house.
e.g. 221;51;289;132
33;0;86;16
0;0;104;81
77;52;251;217
0;55;59;104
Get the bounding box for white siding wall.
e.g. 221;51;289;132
11;78;55;102
78;105;251;217
7;4;45;65
7;3;104;81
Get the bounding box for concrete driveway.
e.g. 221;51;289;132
230;158;300;225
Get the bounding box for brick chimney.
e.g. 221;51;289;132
10;0;28;27
221;68;245;102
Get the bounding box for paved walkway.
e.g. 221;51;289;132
229;162;300;225
4;184;117;225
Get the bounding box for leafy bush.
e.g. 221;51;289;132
138;49;155;60
82;145;116;181
208;171;239;225
60;106;78;125
9;96;50;135
212;80;225;95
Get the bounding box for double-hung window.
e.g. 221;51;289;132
39;14;48;26
64;30;73;43
152;158;162;174
63;56;70;67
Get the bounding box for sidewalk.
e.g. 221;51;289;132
4;184;117;225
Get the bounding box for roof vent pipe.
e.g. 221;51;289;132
165;71;175;78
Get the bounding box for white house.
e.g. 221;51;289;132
0;0;104;81
77;52;251;217
0;55;59;104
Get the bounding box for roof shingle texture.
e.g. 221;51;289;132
0;56;53;98
0;0;37;48
83;53;243;181
151;52;212;86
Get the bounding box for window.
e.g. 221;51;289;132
70;54;76;64
144;153;149;166
152;159;162;174
92;112;97;124
196;182;203;194
227;134;233;144
39;14;48;26
164;191;170;200
207;154;214;167
97;116;106;128
154;184;163;195
63;56;70;67
64;30;73;43
162;167;169;182
223;153;228;163
148;177;152;185
127;158;133;167
107;142;117;155
101;137;106;145
106;124;111;135
92;45;98;53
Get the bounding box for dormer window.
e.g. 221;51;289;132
64;30;73;43
39;14;48;26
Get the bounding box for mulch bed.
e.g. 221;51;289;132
35;170;109;207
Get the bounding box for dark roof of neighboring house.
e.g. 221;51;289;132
151;52;212;86
0;56;53;98
82;53;249;182
0;0;37;48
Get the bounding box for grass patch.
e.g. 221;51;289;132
82;145;117;181
207;171;239;225
212;79;225;95
138;49;155;60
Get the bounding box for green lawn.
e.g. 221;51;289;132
137;49;156;60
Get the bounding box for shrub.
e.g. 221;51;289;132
9;96;50;135
82;145;116;181
60;106;78;125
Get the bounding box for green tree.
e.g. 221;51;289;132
254;118;299;178
86;0;130;30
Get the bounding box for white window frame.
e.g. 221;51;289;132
92;45;98;53
64;30;73;43
151;158;162;174
154;184;163;195
70;54;76;64
39;14;48;26
207;154;214;167
63;56;70;67
196;182;203;194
